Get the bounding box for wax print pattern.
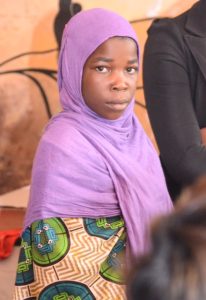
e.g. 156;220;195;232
13;216;126;299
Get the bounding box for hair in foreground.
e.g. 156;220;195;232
127;176;206;300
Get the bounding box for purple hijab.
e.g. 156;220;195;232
24;8;172;259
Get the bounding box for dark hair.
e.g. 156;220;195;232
127;177;206;300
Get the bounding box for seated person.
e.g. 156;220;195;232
143;0;206;201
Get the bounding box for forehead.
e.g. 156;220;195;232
86;37;138;62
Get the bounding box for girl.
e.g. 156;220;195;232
13;8;172;300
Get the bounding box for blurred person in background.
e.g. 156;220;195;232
127;176;206;300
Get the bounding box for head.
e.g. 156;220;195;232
127;177;206;300
58;8;139;120
82;36;138;120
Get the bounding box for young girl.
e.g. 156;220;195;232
13;8;172;300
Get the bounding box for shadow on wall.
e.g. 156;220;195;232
54;0;82;49
0;1;82;195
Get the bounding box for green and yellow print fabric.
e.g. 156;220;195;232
13;216;126;300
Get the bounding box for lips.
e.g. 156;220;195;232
105;100;129;110
106;99;129;105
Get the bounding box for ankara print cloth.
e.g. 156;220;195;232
13;217;126;300
24;8;173;260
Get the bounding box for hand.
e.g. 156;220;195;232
200;128;206;144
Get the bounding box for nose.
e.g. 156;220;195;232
110;71;128;91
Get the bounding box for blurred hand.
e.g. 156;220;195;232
200;128;206;144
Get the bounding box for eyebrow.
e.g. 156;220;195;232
128;59;138;64
93;57;113;63
93;57;138;64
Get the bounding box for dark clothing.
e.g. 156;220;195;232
143;1;206;201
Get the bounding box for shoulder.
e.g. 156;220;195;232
43;119;80;146
38;116;98;157
148;4;191;36
147;17;183;42
144;17;187;57
33;116;84;158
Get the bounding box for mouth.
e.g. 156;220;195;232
105;100;129;110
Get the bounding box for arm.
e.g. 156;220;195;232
143;18;206;187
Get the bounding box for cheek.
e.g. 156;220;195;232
81;75;87;97
82;74;93;98
131;77;138;89
82;80;99;106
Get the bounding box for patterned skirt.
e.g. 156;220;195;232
13;216;126;300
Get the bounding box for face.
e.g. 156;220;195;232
82;37;138;120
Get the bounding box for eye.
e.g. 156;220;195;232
95;66;108;73
126;67;138;74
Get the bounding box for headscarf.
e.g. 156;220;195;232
24;8;172;259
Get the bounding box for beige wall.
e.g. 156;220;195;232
0;0;198;196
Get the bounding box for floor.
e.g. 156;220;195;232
0;186;28;299
0;247;20;299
